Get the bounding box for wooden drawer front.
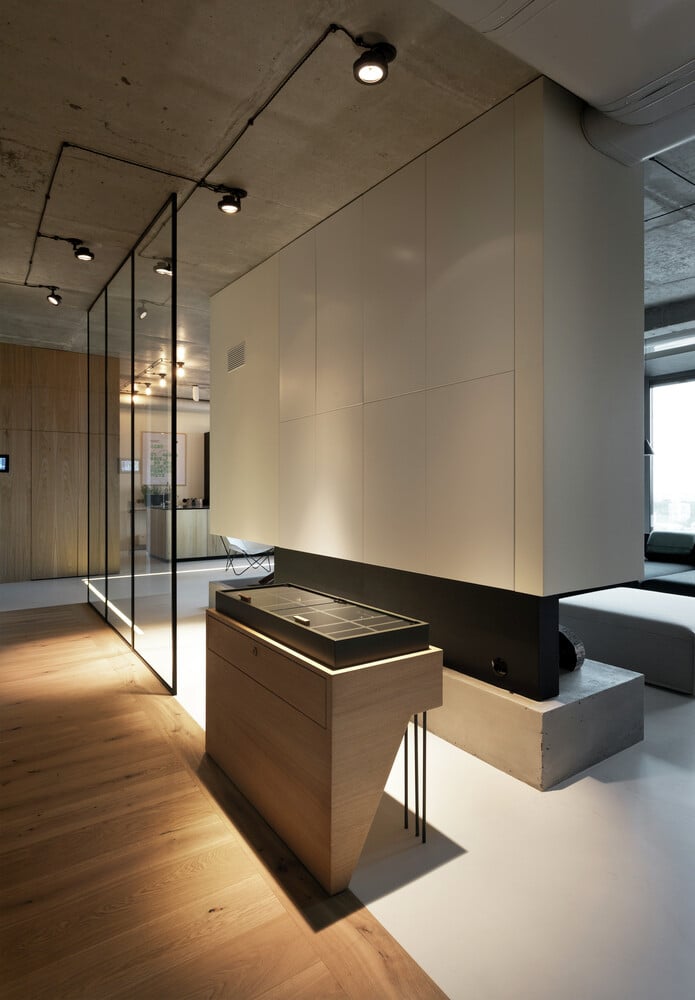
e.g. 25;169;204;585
207;614;326;727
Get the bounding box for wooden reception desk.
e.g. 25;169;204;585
206;607;443;894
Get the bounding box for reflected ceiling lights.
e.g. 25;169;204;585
154;259;173;276
353;42;397;84
47;287;62;306
176;361;185;377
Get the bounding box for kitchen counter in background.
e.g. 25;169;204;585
147;506;226;561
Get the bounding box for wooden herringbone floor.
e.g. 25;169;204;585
0;603;446;1000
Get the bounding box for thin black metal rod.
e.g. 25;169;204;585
422;711;427;844
414;714;419;839
129;251;136;649
199;23;360;186
170;193;178;697
404;725;409;830
64;141;199;185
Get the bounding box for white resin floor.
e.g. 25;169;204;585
2;574;694;1000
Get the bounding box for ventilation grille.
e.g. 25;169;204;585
227;341;246;372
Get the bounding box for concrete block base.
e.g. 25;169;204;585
427;660;644;790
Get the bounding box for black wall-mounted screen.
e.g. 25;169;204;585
0;454;8;473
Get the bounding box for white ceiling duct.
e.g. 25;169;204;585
432;0;695;162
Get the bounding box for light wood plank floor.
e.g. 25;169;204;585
0;604;447;1000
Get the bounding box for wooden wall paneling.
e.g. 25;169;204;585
0;343;32;431
107;433;120;573
0;428;32;582
32;348;88;433
31;431;83;579
87;431;107;575
76;433;89;575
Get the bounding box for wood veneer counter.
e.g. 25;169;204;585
206;607;443;894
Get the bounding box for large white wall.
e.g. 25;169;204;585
210;77;644;597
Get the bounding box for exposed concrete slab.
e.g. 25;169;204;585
428;661;644;790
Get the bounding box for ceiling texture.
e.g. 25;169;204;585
1;0;695;395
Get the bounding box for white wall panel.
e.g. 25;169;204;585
316;200;363;413
540;81;644;594
426;100;514;388
427;374;514;589
313;406;363;561
278;415;316;552
210;257;278;544
279;230;316;422
364;160;426;402
364;392;428;573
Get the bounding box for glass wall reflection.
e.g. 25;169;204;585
87;196;176;693
106;260;134;645
133;208;175;689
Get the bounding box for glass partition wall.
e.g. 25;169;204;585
87;196;177;692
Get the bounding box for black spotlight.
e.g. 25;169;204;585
74;244;94;262
218;188;247;215
47;287;62;306
353;42;397;85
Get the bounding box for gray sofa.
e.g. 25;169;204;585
640;530;695;597
560;587;694;695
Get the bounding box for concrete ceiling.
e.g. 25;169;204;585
1;0;694;394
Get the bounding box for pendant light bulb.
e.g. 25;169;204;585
74;244;94;262
353;42;397;85
145;383;152;396
176;361;184;377
154;259;173;276
159;372;166;387
47;287;62;306
139;303;148;320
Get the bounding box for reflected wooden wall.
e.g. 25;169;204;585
0;343;119;583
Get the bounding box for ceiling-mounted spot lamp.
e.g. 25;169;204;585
73;243;95;262
47;287;62;306
192;385;200;402
39;233;95;261
154;259;173;276
353;40;397;85
217;187;247;215
139;302;148;320
145;383;152;396
176;361;185;377
158;371;167;387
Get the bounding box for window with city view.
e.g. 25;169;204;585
650;377;695;532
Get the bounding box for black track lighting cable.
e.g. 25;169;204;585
196;23;380;198
23;141;66;285
23;22;395;290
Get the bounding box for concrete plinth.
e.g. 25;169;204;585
427;660;644;790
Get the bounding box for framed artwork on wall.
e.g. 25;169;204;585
142;432;186;485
